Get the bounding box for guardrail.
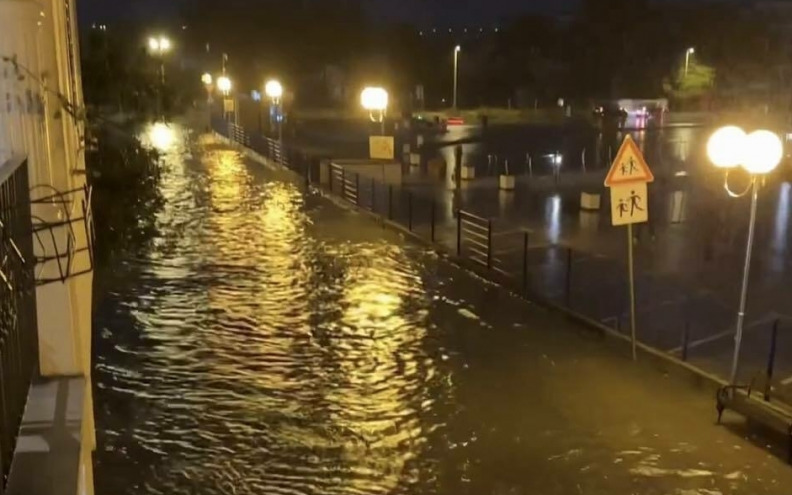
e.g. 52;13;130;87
211;117;792;404
0;156;38;488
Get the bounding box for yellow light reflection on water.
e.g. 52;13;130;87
146;122;177;152
144;133;442;492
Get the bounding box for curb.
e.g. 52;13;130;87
218;131;728;399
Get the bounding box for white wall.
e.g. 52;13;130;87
0;0;94;492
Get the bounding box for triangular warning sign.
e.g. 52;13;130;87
604;135;654;187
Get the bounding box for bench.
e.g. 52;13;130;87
717;384;792;461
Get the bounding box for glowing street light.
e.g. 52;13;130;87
217;76;232;95
148;36;171;55
453;45;461;110
148;36;172;118
265;79;285;162
201;73;214;104
361;87;388;134
684;47;695;78
707;126;783;385
265;79;283;103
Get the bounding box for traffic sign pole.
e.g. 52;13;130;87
627;223;637;361
605;134;654;362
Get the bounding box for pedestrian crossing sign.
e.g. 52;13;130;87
610;182;648;226
369;136;394;160
604;135;654;186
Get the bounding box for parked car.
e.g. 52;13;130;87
593;105;628;127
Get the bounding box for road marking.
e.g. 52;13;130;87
667;312;779;354
668;328;735;354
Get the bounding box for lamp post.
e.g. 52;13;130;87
361;87;388;135
707;126;783;385
453;45;461;110
216;76;232;121
148;36;171;84
265;79;284;163
217;76;232;96
201;72;213;103
685;47;695;78
148;36;171;118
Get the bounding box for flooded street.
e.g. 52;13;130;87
93;124;792;495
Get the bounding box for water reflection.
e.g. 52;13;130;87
143;122;178;152
771;182;791;272
545;194;562;244
93;124;791;495
94;126;447;495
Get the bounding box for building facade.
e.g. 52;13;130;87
0;0;94;493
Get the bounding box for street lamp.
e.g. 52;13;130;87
453;45;461;110
201;73;213;104
707;126;783;385
265;79;283;103
685;47;695;78
148;36;171;117
265;79;285;162
217;76;232;96
148;36;172;57
361;86;388;134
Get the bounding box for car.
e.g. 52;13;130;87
593;105;628;126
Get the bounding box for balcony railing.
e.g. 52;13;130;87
0;156;38;490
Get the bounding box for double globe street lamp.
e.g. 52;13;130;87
216;76;232;96
147;36;171;83
201;73;213;103
148;36;171;118
707;126;784;385
361;87;388;135
265;79;285;162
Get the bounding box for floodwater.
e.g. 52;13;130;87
93;122;792;495
432;119;707;182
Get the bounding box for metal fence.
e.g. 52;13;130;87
211;117;792;406
0;156;38;488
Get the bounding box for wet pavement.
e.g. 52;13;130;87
386;122;792;401
94;123;792;495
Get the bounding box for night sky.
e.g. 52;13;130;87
78;0;582;26
78;0;724;28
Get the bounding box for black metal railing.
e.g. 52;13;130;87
210;117;792;401
0;156;38;489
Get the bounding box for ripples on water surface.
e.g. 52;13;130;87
96;125;459;494
95;123;791;495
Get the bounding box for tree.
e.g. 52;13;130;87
663;60;716;102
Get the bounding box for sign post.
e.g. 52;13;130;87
604;135;654;360
369;136;394;160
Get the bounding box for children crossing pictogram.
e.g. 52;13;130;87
604;135;656;362
604;135;655;186
610;183;648;226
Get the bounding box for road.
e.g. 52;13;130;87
93;123;792;494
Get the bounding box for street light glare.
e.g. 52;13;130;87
455;45;461;52
265;80;283;99
687;47;695;54
707;126;746;169
707;126;782;174
217;76;232;93
743;130;783;174
361;87;388;111
148;36;171;53
201;73;213;85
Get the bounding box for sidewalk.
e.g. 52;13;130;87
393;170;792;401
215;130;792;491
219;117;792;403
